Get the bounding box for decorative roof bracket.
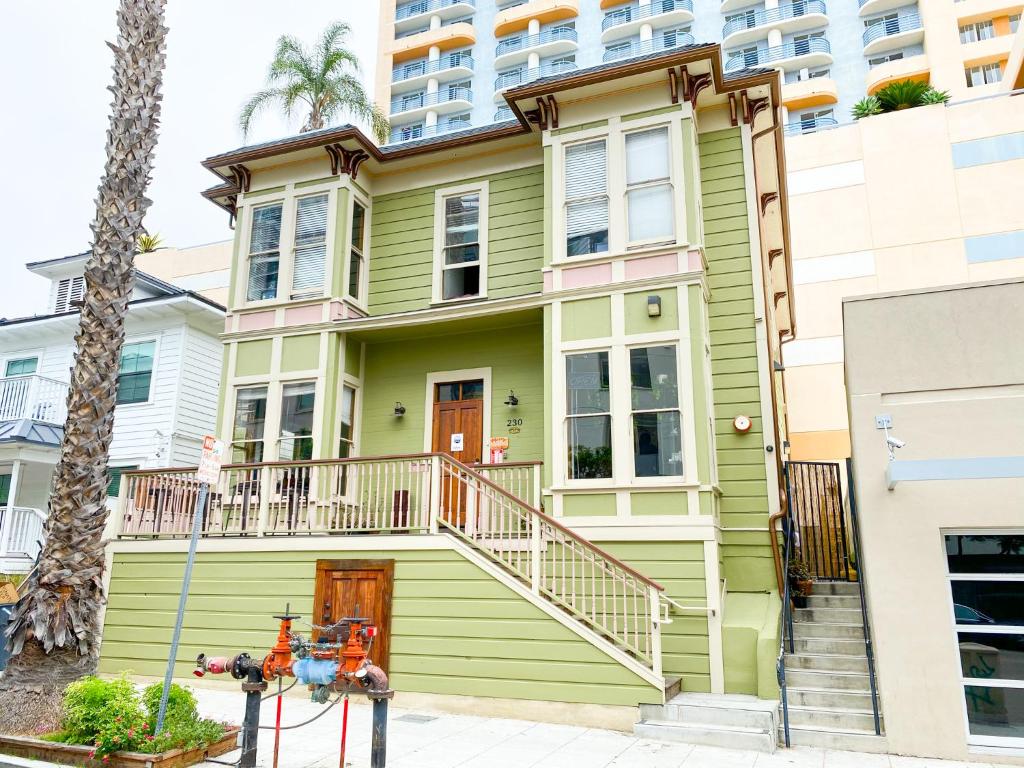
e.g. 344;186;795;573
228;164;251;194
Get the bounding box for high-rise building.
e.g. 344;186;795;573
375;0;1023;145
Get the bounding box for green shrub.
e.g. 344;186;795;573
56;676;224;760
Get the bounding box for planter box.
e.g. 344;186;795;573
0;726;239;768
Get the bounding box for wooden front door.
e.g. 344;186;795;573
313;560;394;674
431;379;484;526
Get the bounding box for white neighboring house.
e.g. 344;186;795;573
0;252;225;573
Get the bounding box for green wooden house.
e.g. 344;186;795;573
101;44;795;734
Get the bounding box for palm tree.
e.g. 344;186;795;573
0;0;166;733
852;80;950;119
240;22;389;144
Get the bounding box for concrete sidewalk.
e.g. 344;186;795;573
192;688;995;768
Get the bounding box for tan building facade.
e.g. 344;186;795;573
844;279;1024;761
783;90;1024;461
135;239;233;307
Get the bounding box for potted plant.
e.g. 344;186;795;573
788;558;813;608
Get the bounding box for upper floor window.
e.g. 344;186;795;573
291;193;328;297
279;381;315;460
965;62;1002;87
959;20;994;43
246;203;283;302
868;51;903;67
1011;14;1020;32
348;201;367;303
625;127;673;244
4;358;37;377
565;140;609;257
441;192;481;300
54;276;85;313
339;385;356;459
231;386;267;463
116;340;155;405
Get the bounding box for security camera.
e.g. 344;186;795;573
886;436;906;450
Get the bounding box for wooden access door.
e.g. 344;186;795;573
313;560;394;674
431;379;484;526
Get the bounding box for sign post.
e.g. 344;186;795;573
155;435;223;732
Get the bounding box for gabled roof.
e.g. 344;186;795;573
0;419;63;448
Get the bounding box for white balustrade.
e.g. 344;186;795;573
0;376;69;425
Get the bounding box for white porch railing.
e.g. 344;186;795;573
0;375;68;425
116;453;665;672
0;506;46;561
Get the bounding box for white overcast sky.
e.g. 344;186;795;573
0;1;380;319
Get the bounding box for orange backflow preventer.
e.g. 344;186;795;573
262;615;296;681
341;618;372;675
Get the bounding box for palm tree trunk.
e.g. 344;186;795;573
0;0;166;733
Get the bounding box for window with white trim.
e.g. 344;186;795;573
231;386;267;463
1011;14;1021;33
959;20;994;43
348;201;367;303
625;127;674;245
565;351;612;479
965;62;1002;87
291;193;328;297
630;345;683;477
116;340;155;405
440;192;482;300
279;381;315;461
945;533;1024;745
246;203;283;301
564;139;609;257
339;385;356;459
4;358;37;377
54;276;85;313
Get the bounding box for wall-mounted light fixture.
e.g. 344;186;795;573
647;295;662;318
393;402;406;417
504;390;519;407
773;360;785;372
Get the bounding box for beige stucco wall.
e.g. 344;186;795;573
783;93;1024;460
844;279;1024;763
134;240;232;307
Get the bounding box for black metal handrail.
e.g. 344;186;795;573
845;458;882;735
777;462;796;747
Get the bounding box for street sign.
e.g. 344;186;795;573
197;435;224;485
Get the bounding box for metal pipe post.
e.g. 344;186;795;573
156;481;208;732
240;665;266;768
370;697;388;768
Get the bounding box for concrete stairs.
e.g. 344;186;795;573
636;693;780;753
781;581;888;752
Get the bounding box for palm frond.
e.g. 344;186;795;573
319;21;354;67
851;96;882;120
321;74;391;143
876;80;932;111
239;87;288;137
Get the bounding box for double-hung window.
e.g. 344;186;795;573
231;386;267;463
116;341;155;405
945;533;1024;746
292;194;328;296
625;127;674;245
348;202;367;303
565;351;612;479
4;358;37;377
630;346;683;477
246;203;283;301
440;192;482;300
279;382;315;461
339;385;356;459
564;140;609;257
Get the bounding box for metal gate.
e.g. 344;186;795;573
784;460;852;581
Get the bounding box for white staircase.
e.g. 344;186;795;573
636;693;780;752
781;581;887;752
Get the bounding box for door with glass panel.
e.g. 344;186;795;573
431;380;484;526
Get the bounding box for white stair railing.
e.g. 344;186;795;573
437;454;664;670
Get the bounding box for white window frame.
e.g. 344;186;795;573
943;529;1024;749
1;352;42;379
229;384;270;464
431;181;489;304
626;342;686;481
548;110;690;265
115;335;160;408
277;379;317;461
564;348;614;486
622;124;677;250
290;191;330;299
240;197;288;307
345;193;371;309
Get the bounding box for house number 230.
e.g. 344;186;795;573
506;418;523;427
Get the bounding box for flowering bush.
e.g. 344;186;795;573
55;675;224;759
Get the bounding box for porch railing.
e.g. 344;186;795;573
0;375;69;425
116;453;665;672
0;506;46;560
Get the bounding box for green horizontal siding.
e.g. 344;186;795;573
368;166;544;315
100;548;659;707
699;128;774;596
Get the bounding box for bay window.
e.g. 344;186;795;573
231;386;268;463
291;194;329;296
348;202;366;303
565;140;609;257
625;127;674;244
630;345;683;477
566;351;612;479
279;382;315;460
246;203;283;301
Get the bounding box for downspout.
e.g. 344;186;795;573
750;104;790;596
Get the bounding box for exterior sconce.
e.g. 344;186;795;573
393;402;406;417
504;390;519;407
773;360;785;372
647;295;662;318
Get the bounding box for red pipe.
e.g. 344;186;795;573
272;682;283;768
339;696;350;768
